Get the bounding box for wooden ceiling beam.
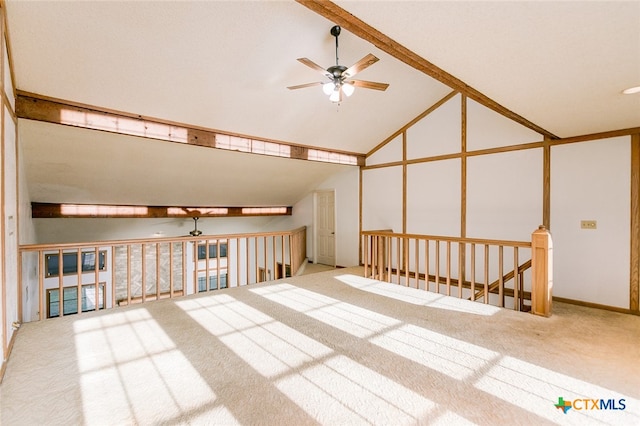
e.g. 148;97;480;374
297;0;559;140
31;202;292;219
16;91;366;166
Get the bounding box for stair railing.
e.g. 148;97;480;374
362;226;552;316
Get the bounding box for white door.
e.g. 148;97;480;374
316;190;336;266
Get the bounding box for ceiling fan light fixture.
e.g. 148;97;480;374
329;88;341;103
322;82;335;95
342;82;355;97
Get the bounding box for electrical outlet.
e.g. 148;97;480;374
580;220;597;229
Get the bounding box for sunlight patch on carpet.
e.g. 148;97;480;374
276;354;435;424
474;355;640;425
250;283;401;337
370;323;500;381
74;308;217;425
335;274;500;316
177;294;333;378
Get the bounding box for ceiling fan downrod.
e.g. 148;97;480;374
331;25;341;66
327;26;347;80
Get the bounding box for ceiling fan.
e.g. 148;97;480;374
287;25;389;103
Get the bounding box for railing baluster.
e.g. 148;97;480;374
381;236;393;283
404;237;409;286
446;241;451;296
127;245;132;306
263;236;267;281
142;244;147;303
435;240;440;294
193;242;198;294
484;244;489;304
76;249;82;315
396;237;401;285
498;245;504;307
471;243;476;300
182;241;187;295
281;235;285;279
288;234;292;280
246;237;250;285
111;246;116;308
95;246;100;311
237;237;241;286
58;249;64;318
156;243;160;300
205;240;210;292
217;240;222;290
271;236;276;281
415;238;420;288
425;239;430;292
169;242;174;298
514;247;519;311
458;242;463;298
254;237;259;283
38;251;44;321
364;234;369;278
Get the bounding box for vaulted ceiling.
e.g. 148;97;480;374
6;1;640;208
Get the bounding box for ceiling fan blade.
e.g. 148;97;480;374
346;79;389;91
287;82;323;90
343;54;379;78
297;58;332;78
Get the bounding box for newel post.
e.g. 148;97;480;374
531;225;553;317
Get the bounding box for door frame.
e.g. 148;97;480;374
313;189;337;266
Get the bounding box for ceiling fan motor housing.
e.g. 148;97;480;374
328;65;347;79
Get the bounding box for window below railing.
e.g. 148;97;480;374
47;283;105;318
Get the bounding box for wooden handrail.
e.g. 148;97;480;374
361;230;531;248
18;226;308;251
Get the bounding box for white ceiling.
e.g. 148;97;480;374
6;1;640;208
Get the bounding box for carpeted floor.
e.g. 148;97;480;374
1;266;639;425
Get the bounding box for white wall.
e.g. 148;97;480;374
33;215;278;244
3;104;18;345
406;159;461;236
407;94;461;159
269;166;360;267
467;149;543;241
551;137;630;308
362;166;403;232
361;93;634;310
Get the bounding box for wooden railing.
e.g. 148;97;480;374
18;226;306;322
362;226;552;316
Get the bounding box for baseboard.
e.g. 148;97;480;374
0;327;19;384
553;296;639;316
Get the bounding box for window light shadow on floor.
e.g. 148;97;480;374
250;283;402;338
73;309;225;425
475;355;639;425
177;292;435;423
59;273;638;425
251;283;499;381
